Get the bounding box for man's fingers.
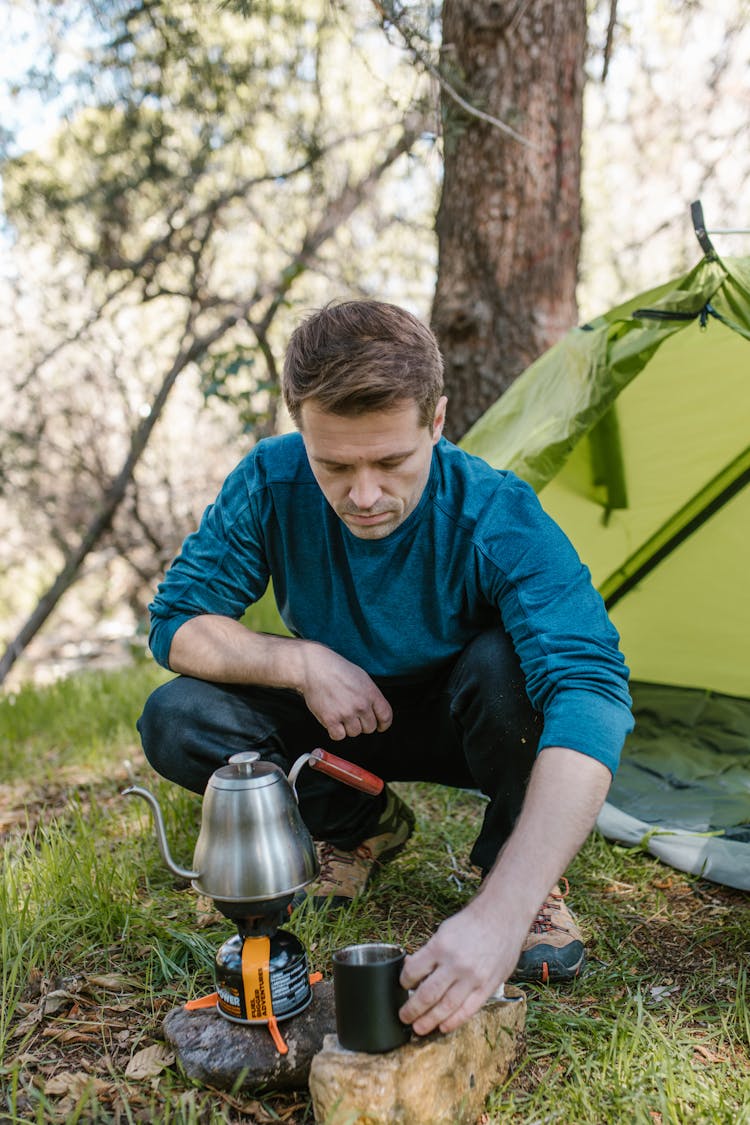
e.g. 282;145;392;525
437;991;485;1034
400;949;436;993
399;919;505;1036
358;709;378;735
331;699;390;740
411;981;475;1036
399;951;444;1026
342;715;364;739
373;696;393;731
399;969;478;1037
327;708;382;740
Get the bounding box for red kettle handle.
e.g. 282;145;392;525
307;748;384;796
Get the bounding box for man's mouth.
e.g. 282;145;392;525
341;506;397;525
346;511;392;522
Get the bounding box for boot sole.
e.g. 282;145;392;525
511;947;586;984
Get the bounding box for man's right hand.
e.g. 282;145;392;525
169;616;392;742
298;644;393;741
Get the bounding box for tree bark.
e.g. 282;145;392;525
432;0;586;441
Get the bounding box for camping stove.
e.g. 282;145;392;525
212;895;313;1026
124;747;384;1048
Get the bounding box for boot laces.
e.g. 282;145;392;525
530;876;570;935
317;841;374;888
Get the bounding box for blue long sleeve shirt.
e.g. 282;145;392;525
149;434;633;774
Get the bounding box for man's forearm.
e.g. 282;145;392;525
475;746;611;939
398;744;612;1035
168;614;311;690
167;614;394;741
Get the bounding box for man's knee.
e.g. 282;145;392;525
452;629;529;705
457;629;521;690
136;676;313;793
448;629;543;746
139;675;190;738
136;676;215;785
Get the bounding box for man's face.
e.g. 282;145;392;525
300;396;447;540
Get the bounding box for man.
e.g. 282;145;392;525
137;300;633;1037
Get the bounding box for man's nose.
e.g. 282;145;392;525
349;470;382;510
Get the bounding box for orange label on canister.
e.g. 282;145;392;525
241;936;272;1021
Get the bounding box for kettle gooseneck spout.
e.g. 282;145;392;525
122;786;200;881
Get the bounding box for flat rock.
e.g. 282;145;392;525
309;987;526;1125
163;980;336;1091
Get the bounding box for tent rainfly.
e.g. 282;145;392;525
462;216;750;890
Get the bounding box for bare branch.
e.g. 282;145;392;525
256;111;430;337
369;0;538;149
602;0;618;81
0;111;428;684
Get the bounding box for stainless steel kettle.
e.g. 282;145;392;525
123;749;382;907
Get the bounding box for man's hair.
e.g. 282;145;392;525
282;300;444;427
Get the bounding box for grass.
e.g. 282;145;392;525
1;666;748;1124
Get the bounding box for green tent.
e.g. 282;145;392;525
462;232;750;890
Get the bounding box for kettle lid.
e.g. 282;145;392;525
210;751;282;790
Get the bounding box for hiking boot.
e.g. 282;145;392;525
304;786;416;909
511;878;586;983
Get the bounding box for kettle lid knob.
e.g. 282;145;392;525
228;751;261;777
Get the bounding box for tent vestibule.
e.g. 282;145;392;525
462;251;750;889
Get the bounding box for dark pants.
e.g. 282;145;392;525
136;630;542;872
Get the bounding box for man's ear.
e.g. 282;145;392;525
431;395;448;443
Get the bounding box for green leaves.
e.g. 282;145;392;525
198;345;279;433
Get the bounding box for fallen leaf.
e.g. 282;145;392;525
279;1100;311;1121
86;973;140;992
5;1052;38;1068
42;989;78;1016
101;1001;140;1016
692;1042;725;1064
54;1077;114;1119
53;973;85;992
602;880;636;895
9;1009;44;1040
125;1043;175;1080
44;1072;79;1096
649;984;679;1003
43;1071;110;1098
11;1002;36;1018
42;1028;99;1044
241;1101;284;1124
195;895;224;928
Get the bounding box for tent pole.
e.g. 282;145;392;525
601;448;750;611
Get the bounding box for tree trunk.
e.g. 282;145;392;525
433;0;586;441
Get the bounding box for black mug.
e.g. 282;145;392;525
332;942;412;1053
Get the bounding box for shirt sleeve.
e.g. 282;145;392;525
147;453;271;669
477;476;634;775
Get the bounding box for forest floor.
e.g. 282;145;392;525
1;665;748;1124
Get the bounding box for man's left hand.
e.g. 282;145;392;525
398;748;611;1036
398;898;524;1036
